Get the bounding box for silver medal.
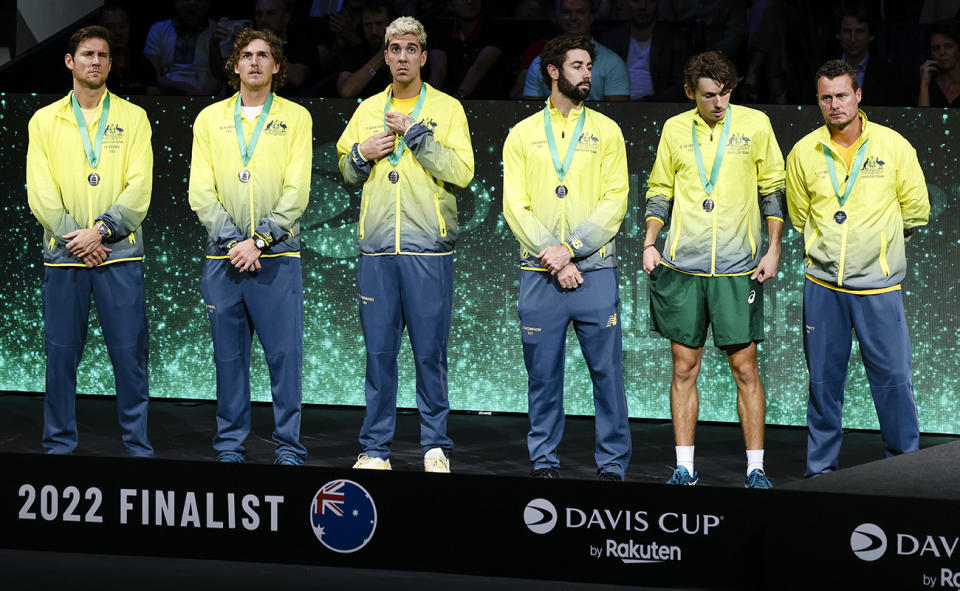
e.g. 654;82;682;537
87;172;100;186
238;169;251;183
388;170;399;184
555;184;567;198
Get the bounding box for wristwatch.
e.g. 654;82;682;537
94;220;109;239
254;236;267;250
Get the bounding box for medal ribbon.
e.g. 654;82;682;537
384;83;427;166
544;101;586;183
691;105;732;195
233;92;274;167
71;92;110;169
823;138;870;207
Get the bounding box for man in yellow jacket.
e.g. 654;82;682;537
503;34;631;480
786;60;929;476
337;17;474;473
643;51;785;488
27;26;153;457
189;29;312;465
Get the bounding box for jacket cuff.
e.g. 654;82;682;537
404;122;432;152
350;143;373;178
644;195;672;227
760;189;787;221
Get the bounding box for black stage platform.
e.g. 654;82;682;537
1;392;959;590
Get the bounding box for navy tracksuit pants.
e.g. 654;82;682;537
357;254;454;458
518;268;631;477
201;257;306;460
42;263;152;456
803;279;919;476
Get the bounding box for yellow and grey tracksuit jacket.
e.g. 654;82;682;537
336;83;474;255
644;104;786;276
27;91;152;266
786;112;929;292
502;102;628;271
189;93;312;258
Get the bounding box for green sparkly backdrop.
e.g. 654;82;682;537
2;94;957;432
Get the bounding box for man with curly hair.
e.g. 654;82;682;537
189;28;312;465
643;50;786;488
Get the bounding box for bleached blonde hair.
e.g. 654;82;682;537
383;16;427;49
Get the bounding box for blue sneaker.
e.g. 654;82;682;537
665;465;698;485
217;451;243;463
745;468;773;489
274;453;304;466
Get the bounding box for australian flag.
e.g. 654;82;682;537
310;479;377;553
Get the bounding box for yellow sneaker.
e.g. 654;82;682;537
352;454;391;470
424;447;451;473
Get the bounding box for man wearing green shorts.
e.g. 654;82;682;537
643;50;785;488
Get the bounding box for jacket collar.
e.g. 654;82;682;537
220;91;282;120
816;109;870;147
56;89;110;125
546;96;585;121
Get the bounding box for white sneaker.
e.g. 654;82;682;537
424;447;451;473
352;454;391;470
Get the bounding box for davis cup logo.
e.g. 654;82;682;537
524;498;557;534
310;480;377;553
851;523;887;562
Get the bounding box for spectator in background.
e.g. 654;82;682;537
919;20;960;106
834;4;909;106
311;0;364;92
211;0;319;95
100;2;154;95
601;0;689;101
658;0;747;61
144;0;230;95
337;0;394;97
430;0;506;99
254;0;318;92
520;0;629;101
920;0;960;24
741;0;788;103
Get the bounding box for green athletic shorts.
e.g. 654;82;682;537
647;264;764;348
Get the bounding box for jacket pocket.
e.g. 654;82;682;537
358;194;371;240
433;191;447;237
878;231;890;276
803;227;819;266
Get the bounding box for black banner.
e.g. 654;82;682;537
3;453;955;589
0;453;759;589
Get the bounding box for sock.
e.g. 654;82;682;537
676;445;695;474
746;449;764;476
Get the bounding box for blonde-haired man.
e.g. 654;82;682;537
337;16;474;473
